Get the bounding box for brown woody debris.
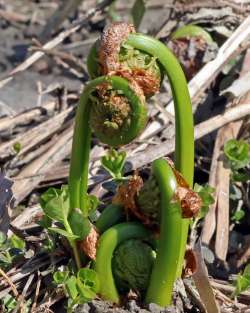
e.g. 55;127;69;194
80;227;99;260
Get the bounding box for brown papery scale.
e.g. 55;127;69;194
80;227;99;260
175;186;202;218
113;173;160;229
182;248;197;278
112;174;153;226
99;22;162;97
112;157;202;226
99;22;135;74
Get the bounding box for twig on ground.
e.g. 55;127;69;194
11;126;73;205
36;102;250;187
192;240;220;313
0;267;25;313
202;50;250;248
0;106;74;160
0;8;29;23
0;101;57;132
40;0;84;41
0;0;115;90
31;272;41;312
214;153;230;261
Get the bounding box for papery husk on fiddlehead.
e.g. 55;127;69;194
88;22;163;97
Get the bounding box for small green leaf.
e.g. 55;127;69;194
3;294;17;312
9;234;25;250
48;227;79;240
40;188;59;208
37;215;52;229
13;142;21;154
194;183;215;219
83;194;101;216
76;281;96;302
224;139;250;170
232;209;245;222
77;268;100;293
101;149;127;181
0;251;12;265
53;271;70;284
40;186;70;223
0;231;6;246
232;170;250;182
131;0;146;30
65;276;78;300
233;264;250;297
68;210;91;240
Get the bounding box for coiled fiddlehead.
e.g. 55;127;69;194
69;22;194;306
69;75;147;213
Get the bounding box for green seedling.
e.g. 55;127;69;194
232;264;250;298
0;232;25;270
101;148;127;182
53;268;99;312
224;139;250;182
40;186;97;269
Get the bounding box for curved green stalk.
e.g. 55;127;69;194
96;204;124;233
95;222;153;303
87;33;194;179
126;33;194;181
64;217;82;269
69;75;147;213
87;40;100;79
171;24;213;44
145;159;180;305
126;33;194;283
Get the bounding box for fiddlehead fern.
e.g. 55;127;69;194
95;222;153;303
69;22;196;306
171;24;213;43
69;75;147;213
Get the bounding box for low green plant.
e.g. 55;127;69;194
232;264;250;297
0;232;25;270
1;294;17;313
194;183;215;220
1;291;31;312
101;148;127;182
53;268;99;312
231;209;245;223
224;139;250;182
40;186;100;269
224;139;249;225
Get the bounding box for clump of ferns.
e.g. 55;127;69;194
67;22;204;307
